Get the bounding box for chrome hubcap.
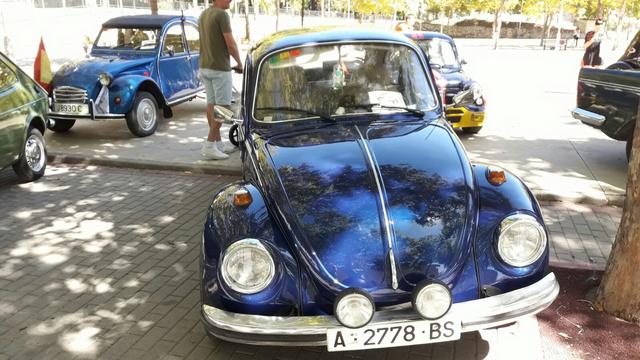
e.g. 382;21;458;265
137;98;157;131
25;135;45;172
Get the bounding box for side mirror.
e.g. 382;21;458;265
214;105;242;125
460;58;468;65
167;45;175;57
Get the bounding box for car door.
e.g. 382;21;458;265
183;22;202;91
158;22;194;101
0;56;27;167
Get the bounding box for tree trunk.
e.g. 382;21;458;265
275;0;279;31
540;12;550;46
244;0;251;43
594;106;640;325
301;0;304;27
491;0;506;50
150;0;157;14
613;0;627;50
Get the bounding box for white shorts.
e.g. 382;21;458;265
200;68;232;106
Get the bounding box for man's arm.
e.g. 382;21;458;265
223;32;242;72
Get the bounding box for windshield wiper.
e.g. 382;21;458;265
371;104;425;117
255;107;335;123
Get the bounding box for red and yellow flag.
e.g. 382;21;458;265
34;37;52;93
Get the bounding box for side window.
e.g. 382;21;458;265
0;60;18;93
184;24;199;53
163;25;185;56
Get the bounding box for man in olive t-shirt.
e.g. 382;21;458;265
198;0;242;160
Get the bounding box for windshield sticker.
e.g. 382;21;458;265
368;91;406;108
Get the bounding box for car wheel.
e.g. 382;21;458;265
229;123;239;147
126;91;159;137
627;132;634;161
48;119;76;132
12;127;47;182
462;126;482;134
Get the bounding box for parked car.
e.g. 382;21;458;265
0;51;48;182
404;31;486;134
572;30;640;160
48;15;203;137
200;27;558;352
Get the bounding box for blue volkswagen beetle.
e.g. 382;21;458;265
201;27;559;352
48;15;202;137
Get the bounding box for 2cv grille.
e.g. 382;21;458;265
53;86;88;103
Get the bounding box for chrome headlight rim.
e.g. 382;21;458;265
411;280;452;320
220;238;275;295
333;288;375;329
497;214;547;267
98;72;113;86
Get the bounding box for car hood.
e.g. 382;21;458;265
440;70;469;93
259;121;475;295
51;56;153;90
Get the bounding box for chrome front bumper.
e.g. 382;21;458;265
201;272;559;346
571;107;606;127
49;99;125;121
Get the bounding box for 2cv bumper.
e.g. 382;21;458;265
49;99;125;121
201;272;559;346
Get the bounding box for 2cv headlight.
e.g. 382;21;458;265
98;72;113;86
221;239;275;294
497;214;547;267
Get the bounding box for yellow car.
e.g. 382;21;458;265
405;31;486;134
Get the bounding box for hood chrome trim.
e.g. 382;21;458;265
354;125;398;290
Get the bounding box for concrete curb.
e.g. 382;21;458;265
550;259;606;272
48;153;625;207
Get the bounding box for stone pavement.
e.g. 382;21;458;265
0;164;622;359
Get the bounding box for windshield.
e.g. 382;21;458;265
416;38;459;69
94;27;160;50
254;43;437;122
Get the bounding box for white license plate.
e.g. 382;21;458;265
54;103;89;114
327;317;461;352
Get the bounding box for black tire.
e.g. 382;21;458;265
462;126;482;134
627;132;634;162
12;127;47;182
228;124;239;147
125;91;159;137
48;119;75;132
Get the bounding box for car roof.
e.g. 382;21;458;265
102;15;193;28
251;26;419;62
403;31;454;42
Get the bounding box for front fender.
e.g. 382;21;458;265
202;182;300;316
472;163;549;296
109;76;165;114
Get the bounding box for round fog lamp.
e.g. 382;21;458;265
334;289;375;328
412;281;452;320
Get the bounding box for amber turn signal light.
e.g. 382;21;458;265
233;188;252;207
486;167;506;186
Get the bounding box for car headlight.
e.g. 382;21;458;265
220;239;275;294
471;83;483;101
497;214;547;267
412;281;452;320
334;289;375;328
98;72;112;86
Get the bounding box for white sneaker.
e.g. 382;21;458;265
201;142;229;160
217;141;237;154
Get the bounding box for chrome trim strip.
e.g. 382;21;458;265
202;272;559;345
354;126;398;290
582;78;640;95
571;107;606;127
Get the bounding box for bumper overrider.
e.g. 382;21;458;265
201;272;559;346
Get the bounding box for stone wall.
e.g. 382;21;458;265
418;19;575;39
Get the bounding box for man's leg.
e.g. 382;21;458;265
206;103;222;142
201;69;229;160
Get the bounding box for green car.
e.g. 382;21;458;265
0;51;49;182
